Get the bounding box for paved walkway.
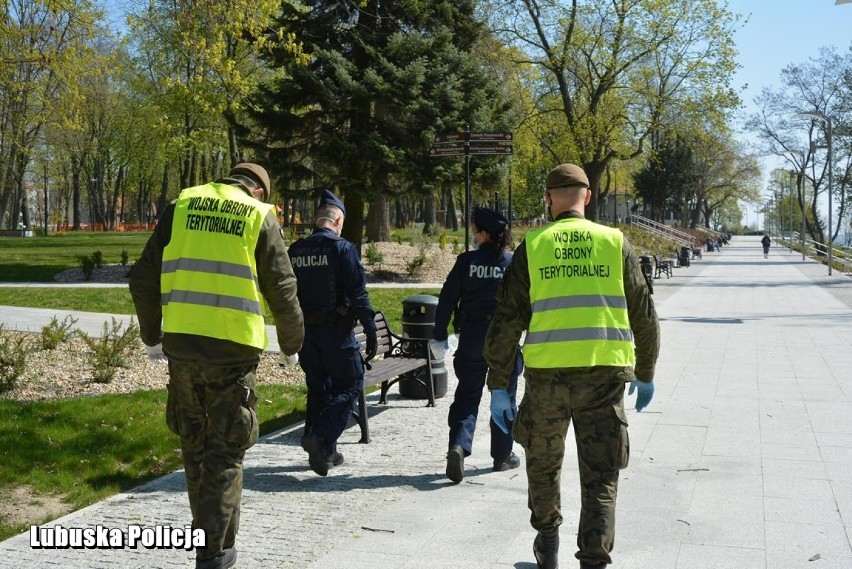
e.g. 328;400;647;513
2;236;852;568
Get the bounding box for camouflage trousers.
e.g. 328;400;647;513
513;372;629;567
166;362;260;561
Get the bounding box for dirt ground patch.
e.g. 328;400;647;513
0;485;71;528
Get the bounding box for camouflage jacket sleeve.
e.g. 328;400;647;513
623;238;660;381
129;203;174;346
256;210;305;356
484;242;531;390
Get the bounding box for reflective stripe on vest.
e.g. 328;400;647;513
523;217;634;368
161;183;272;349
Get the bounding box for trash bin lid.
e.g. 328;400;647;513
402;294;438;306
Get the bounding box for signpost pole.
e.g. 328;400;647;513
464;125;471;252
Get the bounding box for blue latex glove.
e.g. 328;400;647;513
429;339;448;360
490;389;515;434
629;380;655;412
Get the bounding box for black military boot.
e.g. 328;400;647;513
303;434;329;476
196;547;237;569
493;452;521;472
533;529;559;569
446;445;465;483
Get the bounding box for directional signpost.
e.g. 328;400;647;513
430;128;513;250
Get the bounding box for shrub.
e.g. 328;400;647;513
364;242;384;265
80;255;95;280
92;250;104;268
41;315;78;350
120;249;129;265
79;318;140;384
452;238;461;254
405;245;430;276
0;325;30;394
438;232;448;251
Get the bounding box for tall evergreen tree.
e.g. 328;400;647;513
247;0;516;247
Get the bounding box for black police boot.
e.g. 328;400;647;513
304;434;329;476
533;529;559;569
493;452;521;472
328;451;345;468
196;547;237;569
446;445;465;483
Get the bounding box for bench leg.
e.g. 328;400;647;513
379;380;395;404
356;389;371;444
426;362;435;408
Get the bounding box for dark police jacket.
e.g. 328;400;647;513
288;227;376;335
433;242;512;342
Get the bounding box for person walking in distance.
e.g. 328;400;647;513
130;162;305;569
483;163;660;569
288;189;378;476
761;233;771;258
431;206;524;484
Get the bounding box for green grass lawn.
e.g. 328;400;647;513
0;383;306;541
0;232;151;282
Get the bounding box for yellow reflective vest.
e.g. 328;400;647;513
161;183;273;349
523;217;634;368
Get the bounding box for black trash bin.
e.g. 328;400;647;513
639;255;654;294
679;246;691;268
398;294;448;399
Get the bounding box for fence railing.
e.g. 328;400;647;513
628;214;695;248
775;231;852;274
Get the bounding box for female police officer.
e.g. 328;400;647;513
431;206;524;483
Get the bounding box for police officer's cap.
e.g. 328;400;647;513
473;206;508;234
545;163;589;190
229;163;271;201
320;189;346;217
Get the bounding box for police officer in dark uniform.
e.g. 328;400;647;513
431;206;524;484
288;189;378;476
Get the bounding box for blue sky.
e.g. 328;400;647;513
726;0;851;226
729;0;851;120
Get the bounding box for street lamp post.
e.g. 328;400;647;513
788;171;795;253
796;111;833;275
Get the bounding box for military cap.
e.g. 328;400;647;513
229;163;271;201
545;163;589;190
320;189;346;216
473;206;508;234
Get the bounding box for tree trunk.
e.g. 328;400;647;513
365;193;392;242
447;186;459;231
422;192;437;235
71;154;82;230
157;163;171;222
341;193;365;252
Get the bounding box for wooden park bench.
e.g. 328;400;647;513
653;254;673;279
352;311;435;443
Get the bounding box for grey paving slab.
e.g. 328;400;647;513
2;236;852;568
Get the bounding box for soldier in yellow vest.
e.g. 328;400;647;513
130;163;304;569
483;163;659;569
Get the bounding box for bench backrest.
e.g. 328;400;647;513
353;312;393;360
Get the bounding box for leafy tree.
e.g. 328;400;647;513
633;134;696;222
0;0;104;229
746;45;852;247
483;0;741;220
